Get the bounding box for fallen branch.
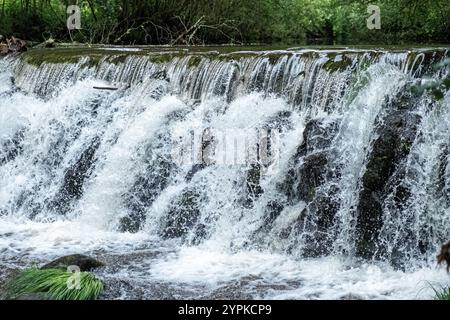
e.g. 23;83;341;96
171;16;205;46
93;86;119;91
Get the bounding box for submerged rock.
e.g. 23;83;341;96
42;254;104;271
355;87;422;259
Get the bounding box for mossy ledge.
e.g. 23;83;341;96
13;46;406;68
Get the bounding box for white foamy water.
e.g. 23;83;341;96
149;246;449;300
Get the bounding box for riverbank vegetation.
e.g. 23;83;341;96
3;268;104;300
433;285;450;300
0;0;449;45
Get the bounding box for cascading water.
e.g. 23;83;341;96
0;47;449;299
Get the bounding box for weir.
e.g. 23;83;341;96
0;47;449;299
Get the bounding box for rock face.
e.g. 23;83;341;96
41;254;104;271
355;88;422;259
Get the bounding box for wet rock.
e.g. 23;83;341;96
119;212;146;234
120;155;172;233
186;164;206;182
355;88;422;259
436;145;450;206
281;151;329;207
42;254;104;271
245;163;264;206
339;294;365;300
0;267;19;299
51;138;100;214
251;200;285;241
15;293;52;300
280;119;338;203
274;118;341;257
0;130;24;165
206;282;254;300
160;190;201;239
264;200;285;225
285;190;339;257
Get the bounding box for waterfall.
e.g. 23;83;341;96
1;47;449;299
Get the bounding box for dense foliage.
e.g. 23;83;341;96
0;0;449;45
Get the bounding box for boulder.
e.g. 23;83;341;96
41;254;104;272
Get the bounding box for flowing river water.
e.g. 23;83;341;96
0;47;449;299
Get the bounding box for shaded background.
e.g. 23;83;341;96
0;0;449;45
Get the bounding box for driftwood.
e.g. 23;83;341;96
93;86;119;91
93;84;131;91
0;36;28;56
438;241;450;272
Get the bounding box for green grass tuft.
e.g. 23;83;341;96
4;268;104;300
431;284;450;300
